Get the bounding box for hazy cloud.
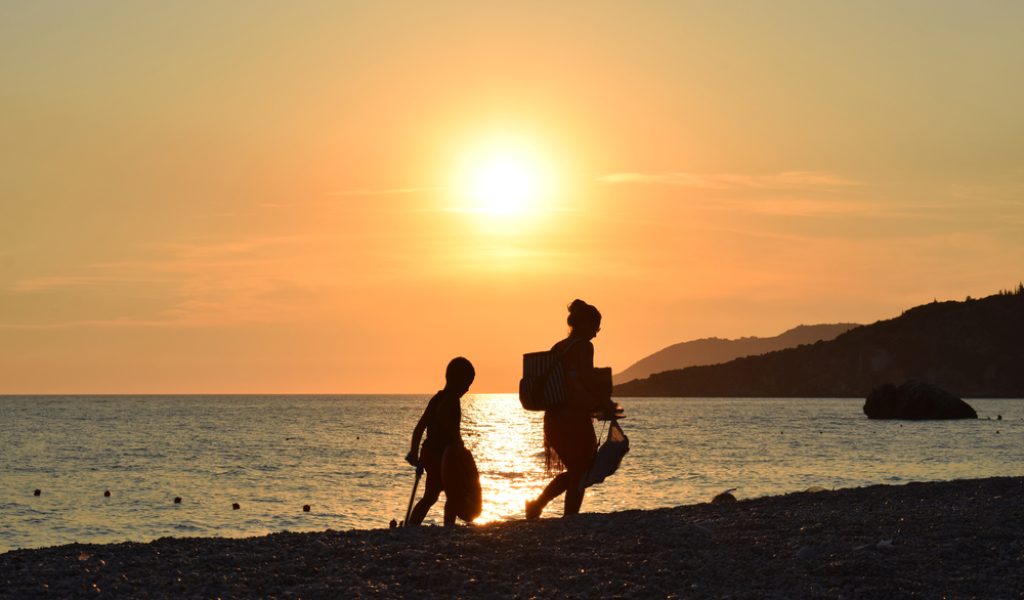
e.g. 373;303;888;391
598;170;860;191
11;275;157;293
330;186;438;196
5;235;328;329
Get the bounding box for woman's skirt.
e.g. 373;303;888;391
543;407;596;473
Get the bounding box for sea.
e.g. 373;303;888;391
1;395;1022;553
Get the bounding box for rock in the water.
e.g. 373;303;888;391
863;380;977;420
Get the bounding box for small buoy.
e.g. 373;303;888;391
34;489;41;497
173;497;182;504
232;503;240;510
104;490;111;497
303;504;311;512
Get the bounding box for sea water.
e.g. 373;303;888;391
1;395;1021;553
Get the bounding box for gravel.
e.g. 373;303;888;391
2;477;1022;599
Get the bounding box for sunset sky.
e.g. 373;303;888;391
2;2;1022;393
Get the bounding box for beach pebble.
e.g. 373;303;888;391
712;490;737;504
796;545;820;561
800;523;824;534
2;477;1021;599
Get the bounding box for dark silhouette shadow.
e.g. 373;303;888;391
526;299;622;520
405;356;476;526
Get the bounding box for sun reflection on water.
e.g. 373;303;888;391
461;393;552;523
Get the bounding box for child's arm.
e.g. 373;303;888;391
406;406;430;466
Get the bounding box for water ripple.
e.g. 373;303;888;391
1;394;1022;552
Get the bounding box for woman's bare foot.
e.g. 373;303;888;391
525;499;542;520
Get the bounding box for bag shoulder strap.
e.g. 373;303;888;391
542;337;585;378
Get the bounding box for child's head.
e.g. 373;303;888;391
445;356;475;393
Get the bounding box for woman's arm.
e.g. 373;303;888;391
565;341;596;408
567;341;617;414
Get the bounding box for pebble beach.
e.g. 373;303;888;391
2;476;1022;599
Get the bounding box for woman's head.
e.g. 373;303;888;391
567;299;601;338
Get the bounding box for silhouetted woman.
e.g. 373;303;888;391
526;299;619;519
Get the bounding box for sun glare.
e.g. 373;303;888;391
455;137;554;219
469;159;537;215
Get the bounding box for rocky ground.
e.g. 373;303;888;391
2;477;1022;599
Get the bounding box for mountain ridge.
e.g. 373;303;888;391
614;288;1024;398
614;323;859;385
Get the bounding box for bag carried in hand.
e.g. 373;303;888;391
518;339;582;411
582;418;629;489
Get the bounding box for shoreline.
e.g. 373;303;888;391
2;476;1022;599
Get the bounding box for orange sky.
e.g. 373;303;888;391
2;2;1023;393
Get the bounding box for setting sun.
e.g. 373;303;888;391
455;137;554;217
469;159;537;215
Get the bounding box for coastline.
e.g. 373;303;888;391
2;477;1022;599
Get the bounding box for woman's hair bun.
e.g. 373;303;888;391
568;299;589;315
567;299;601;330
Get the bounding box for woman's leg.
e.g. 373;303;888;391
555;414;596;517
530;410;595;519
562;469;586;516
526;471;571;519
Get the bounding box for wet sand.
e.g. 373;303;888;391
2;476;1021;599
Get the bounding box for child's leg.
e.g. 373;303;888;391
443;497;457;526
408;471;442;526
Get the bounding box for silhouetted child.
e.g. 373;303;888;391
405;356;475;526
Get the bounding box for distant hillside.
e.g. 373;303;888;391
614;289;1024;398
614;323;859;385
